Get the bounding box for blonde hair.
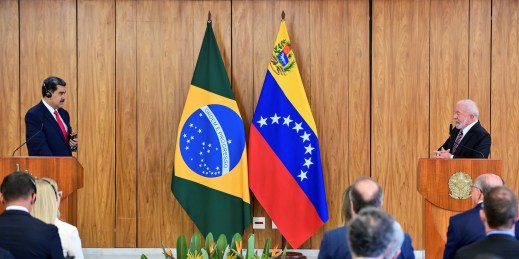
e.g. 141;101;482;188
31;178;59;224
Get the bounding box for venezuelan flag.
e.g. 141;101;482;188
172;21;251;240
248;21;329;248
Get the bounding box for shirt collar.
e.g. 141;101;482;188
487;230;515;237
461;120;478;135
6;205;29;213
42;99;57;114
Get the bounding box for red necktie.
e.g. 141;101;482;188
54;110;68;141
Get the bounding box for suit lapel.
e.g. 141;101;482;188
39;102;68;144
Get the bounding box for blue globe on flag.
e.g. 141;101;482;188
179;104;246;178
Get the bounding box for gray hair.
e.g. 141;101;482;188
457;99;480;117
348;208;403;258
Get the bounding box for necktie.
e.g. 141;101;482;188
54;110;68;141
451;131;464;154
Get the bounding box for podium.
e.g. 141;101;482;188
0;157;84;225
417;158;502;258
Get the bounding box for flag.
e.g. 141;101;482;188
248;21;328;248
172;21;251;239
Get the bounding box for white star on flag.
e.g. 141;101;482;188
303;157;314;168
293;122;303;133
298;170;308;181
300;131;311;142
283;115;293;126
257;116;268;127
271;113;281;124
304;144;314;154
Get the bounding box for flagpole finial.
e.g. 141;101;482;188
208;11;212;23
281;10;285;21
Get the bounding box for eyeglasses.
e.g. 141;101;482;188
471;185;482;192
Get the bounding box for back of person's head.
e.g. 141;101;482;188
474;173;504;196
348;207;404;259
0;171;36;203
41;76;66;97
31;178;60;224
483;186;518;229
341;185;353;225
457;99;480;117
349;177;384;213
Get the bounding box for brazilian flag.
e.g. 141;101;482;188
172;21;251;239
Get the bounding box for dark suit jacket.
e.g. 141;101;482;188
25;101;72;156
0;210;64;259
444;203;519;259
317;225;415;259
454;233;519;259
0;248;14;259
440;121;491;158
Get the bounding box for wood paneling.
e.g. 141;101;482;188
77;0;115;247
115;0;138;248
309;0;370;249
135;0;201;247
0;0;19;157
469;0;491;126
492;1;519;191
372;0;429;249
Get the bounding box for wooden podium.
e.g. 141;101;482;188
417;158;502;259
0;157;83;225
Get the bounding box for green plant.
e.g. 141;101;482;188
141;232;287;259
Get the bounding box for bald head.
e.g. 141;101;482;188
472;173;504;204
349;177;384;214
474;174;504;195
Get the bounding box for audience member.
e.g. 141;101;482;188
0;171;64;258
348;207;404;259
318;177;415;259
455;186;519;258
443;173;506;259
32;178;84;259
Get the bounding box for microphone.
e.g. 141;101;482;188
455;144;486;158
11;124;43;156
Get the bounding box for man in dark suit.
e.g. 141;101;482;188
443;173;512;259
0;171;64;258
455;186;519;258
318;177;415;259
25;76;78;156
434;99;491;158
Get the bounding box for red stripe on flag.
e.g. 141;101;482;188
248;125;324;248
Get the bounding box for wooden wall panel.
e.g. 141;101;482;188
469;0;491;126
115;0;137;247
135;0;200;247
492;1;519;191
77;0;116;247
372;0;429;249
19;0;77;156
430;0;470;152
0;0;19;157
231;0;255;244
309;0;370;249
